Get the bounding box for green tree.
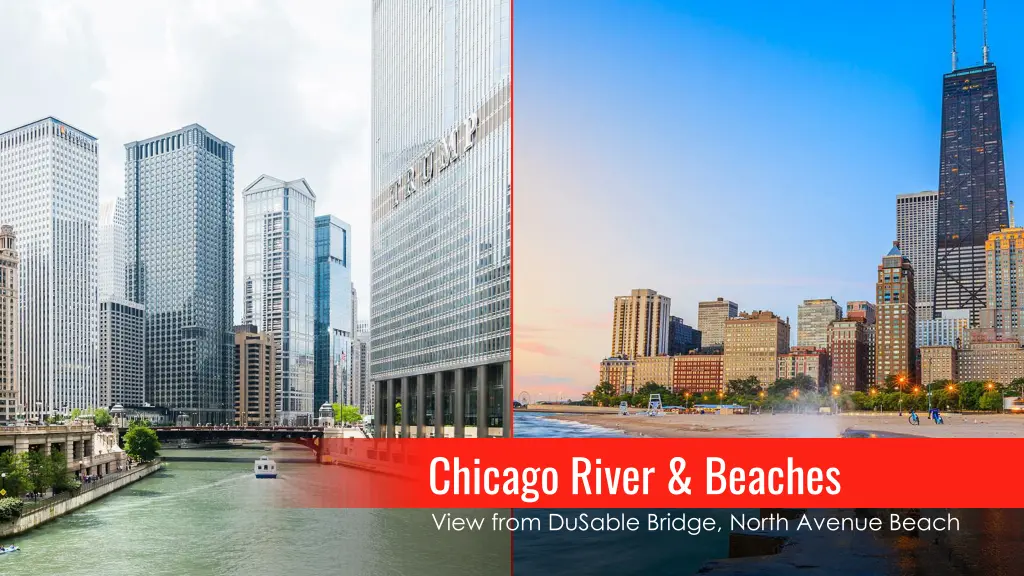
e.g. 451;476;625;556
0;452;32;497
24;451;55;493
727;376;760;396
70;408;82;420
979;390;1003;412
339;405;362;425
93;408;112;428
1010;377;1024;397
48;451;78;493
124;423;161;462
394;401;402;423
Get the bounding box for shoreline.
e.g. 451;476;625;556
527;411;1024;438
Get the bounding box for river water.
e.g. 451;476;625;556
1;445;509;576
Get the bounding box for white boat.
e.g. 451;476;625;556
0;545;19;554
254;455;277;479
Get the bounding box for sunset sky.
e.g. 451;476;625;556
513;0;1024;399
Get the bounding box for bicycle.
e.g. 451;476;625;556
909;413;920;425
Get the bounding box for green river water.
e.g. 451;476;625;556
1;446;509;576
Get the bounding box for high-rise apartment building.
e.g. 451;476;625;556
241;175;316;425
352;321;372;415
980;225;1024;342
920;345;957;385
797;298;841;349
370;0;511;439
918;309;970;348
126;124;234;424
723;310;790;389
935;64;1009;325
828;318;868;392
670;355;724;395
667;316;701;355
897;191;938;320
697;297;738;349
957;340;1024;385
875;242;917;385
0;226;18;421
611;289;670;358
599;357;636;396
846;300;876;384
314;215;354;410
0;118;99;418
99;300;144;407
233;325;276;426
777;347;830;390
98;198;128;301
846;301;876;324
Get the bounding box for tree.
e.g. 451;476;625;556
0;452;32;497
727;377;760;396
979;390;1003;412
1011;377;1024;397
70;408;82;421
394;401;402;423
93;408;112;428
124;422;161;462
48;451;78;493
340;405;361;424
24;451;55;493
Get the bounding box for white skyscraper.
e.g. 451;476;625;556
242;175;316;425
0;117;99;417
897;191;938;320
99;197;128;301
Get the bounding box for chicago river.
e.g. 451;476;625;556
0;446;508;575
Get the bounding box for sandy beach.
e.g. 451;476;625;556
533;410;1024;438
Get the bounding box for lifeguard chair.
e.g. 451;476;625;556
647;394;664;417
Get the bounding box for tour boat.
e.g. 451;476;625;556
254;455;277;479
0;545;19;554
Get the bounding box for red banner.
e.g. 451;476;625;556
283;438;1023;509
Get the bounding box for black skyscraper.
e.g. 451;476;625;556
934;63;1009;325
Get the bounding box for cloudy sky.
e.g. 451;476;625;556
0;0;371;322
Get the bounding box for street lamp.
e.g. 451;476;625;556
947;383;957;412
897;375;907;416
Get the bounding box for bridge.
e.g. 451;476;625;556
123;426;327;462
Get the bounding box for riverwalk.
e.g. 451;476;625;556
0;459;163;537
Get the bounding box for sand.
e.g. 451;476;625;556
539;411;1024;438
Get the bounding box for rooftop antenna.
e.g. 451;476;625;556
952;0;958;71
983;0;990;65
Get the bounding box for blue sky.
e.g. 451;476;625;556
513;0;1024;397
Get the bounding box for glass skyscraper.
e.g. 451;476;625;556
242;175;316;425
98;197;128;301
0;117;99;418
370;0;511;438
126;124;235;424
935;64;1009;326
314;215;353;410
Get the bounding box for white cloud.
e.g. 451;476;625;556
0;0;372;321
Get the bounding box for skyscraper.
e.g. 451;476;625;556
352;321;371;415
99;300;144;407
896;191;938;320
667;316;701;355
0;118;99;418
847;300;877;385
935;53;1008;324
697;297;738;350
242;175;316;425
723;310;790;389
233;324;277;427
797;298;841;349
0;225;18;421
314;215;354;410
611;289;670;358
875;242;917;386
980;222;1024;342
99;197;128;301
126;124;234;424
828;318;868;392
371;0;511;439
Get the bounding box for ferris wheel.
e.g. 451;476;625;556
517;391;531;406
